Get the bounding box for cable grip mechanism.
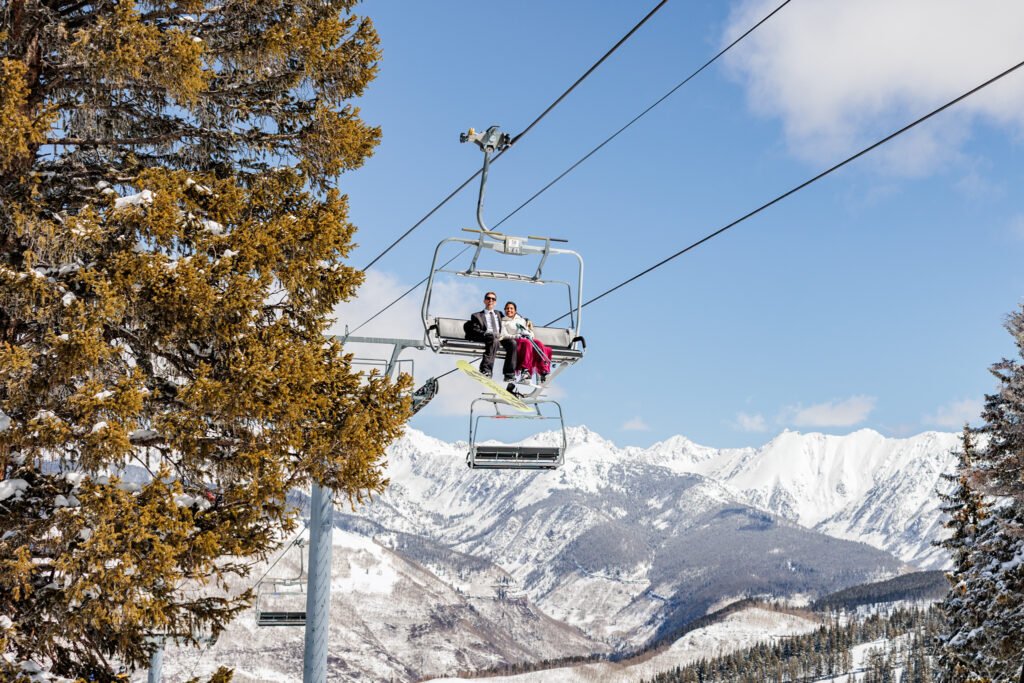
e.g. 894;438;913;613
460;125;510;154
460;125;510;236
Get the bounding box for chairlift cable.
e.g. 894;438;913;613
543;56;1024;327
506;0;669;147
492;0;794;230
360;1;669;272
347;247;471;336
348;1;788;335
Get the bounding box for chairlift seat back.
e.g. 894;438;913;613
428;317;583;363
468;444;563;470
256;611;306;626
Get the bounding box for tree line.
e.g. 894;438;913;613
645;605;941;683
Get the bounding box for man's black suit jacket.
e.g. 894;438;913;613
465;309;504;341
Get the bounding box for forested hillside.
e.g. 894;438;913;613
811;571;947;612
646;606;940;683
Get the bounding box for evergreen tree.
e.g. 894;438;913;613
0;0;408;678
968;306;1024;681
936;305;1024;683
935;426;992;682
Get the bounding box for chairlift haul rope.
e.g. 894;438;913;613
546;56;1024;326
361;1;668;271
348;0;793;335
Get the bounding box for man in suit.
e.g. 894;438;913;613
465;291;517;381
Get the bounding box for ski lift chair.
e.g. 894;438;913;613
422;230;586;395
255;539;307;627
467;397;566;470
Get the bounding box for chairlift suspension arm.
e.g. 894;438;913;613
461;126;511;235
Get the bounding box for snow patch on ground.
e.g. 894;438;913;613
332;529;398;595
427;607;821;682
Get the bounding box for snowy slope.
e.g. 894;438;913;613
162;529;599;682
427;606;822;682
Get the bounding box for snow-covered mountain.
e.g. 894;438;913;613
372;425;960;570
167;425;959;681
630;428;960;569
339;427;917;649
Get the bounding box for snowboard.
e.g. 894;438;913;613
455;360;533;412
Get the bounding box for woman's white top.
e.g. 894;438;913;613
500;314;532;339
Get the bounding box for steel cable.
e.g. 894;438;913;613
360;1;669;271
546;57;1024;326
348;0;790;340
493;0;794;230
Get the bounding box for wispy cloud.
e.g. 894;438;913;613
923;398;983;428
622;416;650;431
734;412;767;432
955;168;1005;199
784;395;877;427
724;0;1024;171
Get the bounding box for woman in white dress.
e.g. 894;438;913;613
500;301;550;383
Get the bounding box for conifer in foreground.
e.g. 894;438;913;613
935;427;992;682
0;0;408;678
935;305;1024;683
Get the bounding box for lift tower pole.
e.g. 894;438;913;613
300;339;421;681
302;483;333;682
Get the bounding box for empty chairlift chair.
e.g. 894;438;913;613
467;397;567;470
255;538;307;627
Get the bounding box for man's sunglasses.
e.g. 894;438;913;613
484;296;496;301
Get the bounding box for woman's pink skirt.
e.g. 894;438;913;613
516;337;551;376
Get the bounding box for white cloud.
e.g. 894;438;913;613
954;167;1005;199
622;416;650;431
330;270;479;341
784;395;877;428
724;0;1024;170
923;397;983;428
329;271;485;416
734;411;766;432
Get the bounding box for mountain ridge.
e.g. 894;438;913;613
421;424;959;569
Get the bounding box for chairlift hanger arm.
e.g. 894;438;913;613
421;129;585;352
461;126;511;234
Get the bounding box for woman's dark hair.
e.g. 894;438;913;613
503;301;517;314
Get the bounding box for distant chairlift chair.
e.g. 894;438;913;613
255;538;308;627
339;337;440;416
467;397;567;470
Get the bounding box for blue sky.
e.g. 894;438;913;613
332;0;1024;449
